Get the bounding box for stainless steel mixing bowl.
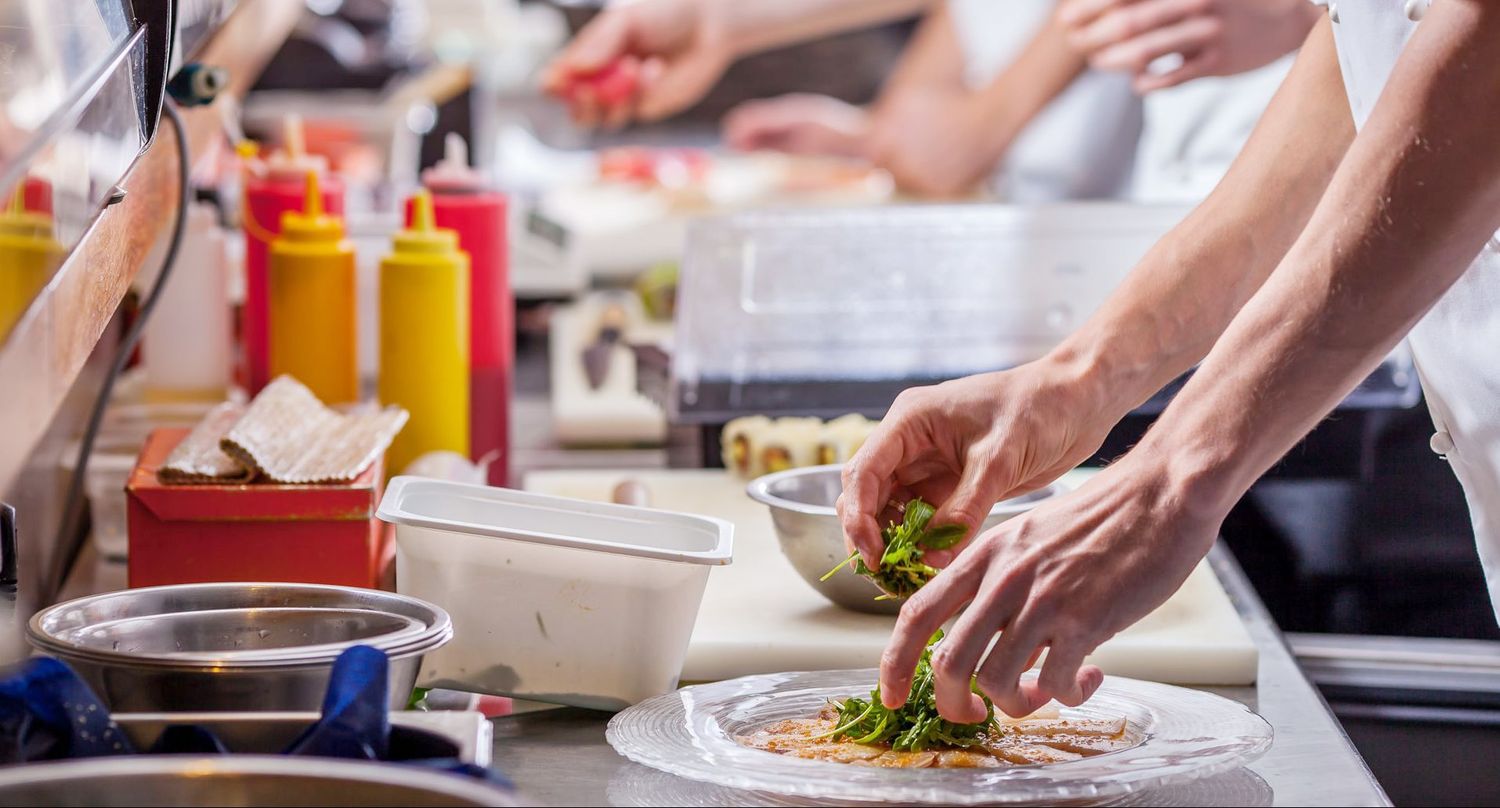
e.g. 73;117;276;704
28;583;452;712
0;756;520;807
747;464;1066;614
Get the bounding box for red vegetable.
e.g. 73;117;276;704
563;59;640;106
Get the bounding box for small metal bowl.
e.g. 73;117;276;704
747;465;1065;614
0;756;519;807
28;583;452;712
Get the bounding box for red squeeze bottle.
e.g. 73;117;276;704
242;114;345;395
406;133;511;486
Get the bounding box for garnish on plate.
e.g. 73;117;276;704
820;630;998;752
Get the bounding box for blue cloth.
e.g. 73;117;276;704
284;645;390;760
0;647;509;793
0;657;134;762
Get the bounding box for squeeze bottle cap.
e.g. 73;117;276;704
420;133;485;193
0;183;54;240
392;190;460;255
264;113;329;182
279;170;344;242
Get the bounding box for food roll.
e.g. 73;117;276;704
721;415;772;477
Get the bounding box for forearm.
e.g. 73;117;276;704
967;12;1087;158
877;2;966;100
717;0;937;57
1138;0;1500;511
1049;19;1350;413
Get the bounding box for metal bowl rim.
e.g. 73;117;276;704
746;464;1066;518
27;625;453;671
0;754;513;806
28;582;451;669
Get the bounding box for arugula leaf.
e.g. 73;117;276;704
820;499;967;599
819;630;999;751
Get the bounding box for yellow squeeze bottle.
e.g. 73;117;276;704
379;190;470;476
269;170;359;404
0;185;62;340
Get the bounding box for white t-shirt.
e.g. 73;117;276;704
948;0;1143;202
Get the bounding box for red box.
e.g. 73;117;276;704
127;428;392;589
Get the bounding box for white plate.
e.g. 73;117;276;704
606;670;1272;805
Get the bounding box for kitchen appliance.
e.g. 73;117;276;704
377;476;733;710
27;582;451;711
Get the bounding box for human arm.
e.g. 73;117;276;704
838;18;1351;565
545;0;937;126
879;0;1500;722
865;5;1089;196
1057;0;1320;92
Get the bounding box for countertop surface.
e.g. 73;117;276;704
489;545;1391;807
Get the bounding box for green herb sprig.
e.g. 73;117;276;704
819;630;998;751
821;499;966;599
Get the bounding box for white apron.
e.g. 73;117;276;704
1328;0;1500;621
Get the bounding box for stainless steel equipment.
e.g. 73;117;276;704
0;756;518;807
27;583;452;711
112;710;493;766
746;464;1064;613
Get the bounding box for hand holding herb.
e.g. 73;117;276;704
821;498;966;599
819;630;998;751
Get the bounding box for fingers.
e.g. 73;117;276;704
1090;16;1223;75
839;422;911;569
928;440;1014;556
929;576;1026;723
1037;643;1102;707
878;561;982;709
560;9;634;76
1058;0;1136;30
1133;48;1222;92
1069;0;1201;53
975;616;1049;718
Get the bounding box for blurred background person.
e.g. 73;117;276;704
548;0;1143;200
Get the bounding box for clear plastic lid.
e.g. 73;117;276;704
669;203;1191;422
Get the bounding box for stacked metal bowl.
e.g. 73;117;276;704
27;583;452;712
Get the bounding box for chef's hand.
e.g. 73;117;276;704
1057;0;1320;92
543;0;733;127
837;355;1121;571
864;88;1008;198
883;457;1219;718
722;94;871;157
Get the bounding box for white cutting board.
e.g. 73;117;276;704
524;469;1257;686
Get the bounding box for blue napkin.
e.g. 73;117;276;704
284;645;390;760
0;657;134;762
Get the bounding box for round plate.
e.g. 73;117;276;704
606;670;1272;805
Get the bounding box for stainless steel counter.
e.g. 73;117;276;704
488;544;1390;806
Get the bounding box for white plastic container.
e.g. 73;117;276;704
376;476;733;711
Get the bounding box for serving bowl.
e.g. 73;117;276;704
747;465;1065;614
27;582;452;711
0;756;519;807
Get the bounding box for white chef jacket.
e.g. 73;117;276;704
1130;55;1295;203
1328;0;1500;621
948;0;1142;202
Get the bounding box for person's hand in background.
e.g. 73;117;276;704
722;94;871;157
1057;0;1320;92
836;354;1130;573
544;0;734;128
